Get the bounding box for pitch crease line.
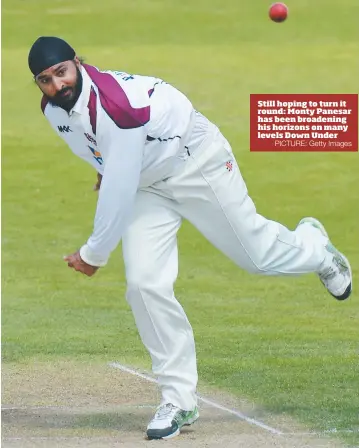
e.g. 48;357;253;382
109;362;283;435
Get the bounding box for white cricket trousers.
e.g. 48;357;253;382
122;124;327;411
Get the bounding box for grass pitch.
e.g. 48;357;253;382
2;0;359;445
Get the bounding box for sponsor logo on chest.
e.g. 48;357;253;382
58;125;72;133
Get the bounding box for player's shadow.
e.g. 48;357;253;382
3;408;147;433
2;407;198;436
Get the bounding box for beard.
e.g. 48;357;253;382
48;66;83;111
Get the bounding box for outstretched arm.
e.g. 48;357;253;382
64;124;146;275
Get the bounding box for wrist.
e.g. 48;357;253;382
80;244;108;267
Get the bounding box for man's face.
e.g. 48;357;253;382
35;58;82;110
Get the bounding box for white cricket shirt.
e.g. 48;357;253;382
41;64;210;267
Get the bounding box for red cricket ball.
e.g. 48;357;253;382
269;2;288;22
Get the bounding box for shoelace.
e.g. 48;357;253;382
155;404;177;420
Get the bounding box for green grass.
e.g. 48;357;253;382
2;0;359;445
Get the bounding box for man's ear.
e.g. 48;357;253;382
74;56;81;68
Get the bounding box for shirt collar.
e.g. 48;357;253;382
68;65;92;116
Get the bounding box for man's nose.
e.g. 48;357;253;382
53;77;65;92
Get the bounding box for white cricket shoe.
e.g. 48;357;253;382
146;403;199;440
297;217;352;300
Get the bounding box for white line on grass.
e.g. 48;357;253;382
109;362;283;435
285;430;358;435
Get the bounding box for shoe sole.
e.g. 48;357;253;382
298;217;352;300
147;413;199;440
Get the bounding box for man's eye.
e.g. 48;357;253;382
58;68;66;75
40;78;49;84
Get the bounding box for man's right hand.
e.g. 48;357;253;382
93;173;102;191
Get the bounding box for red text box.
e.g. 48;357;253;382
250;94;358;152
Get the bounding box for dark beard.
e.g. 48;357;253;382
48;66;83;112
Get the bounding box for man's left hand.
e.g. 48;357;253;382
64;251;99;277
93;173;103;191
